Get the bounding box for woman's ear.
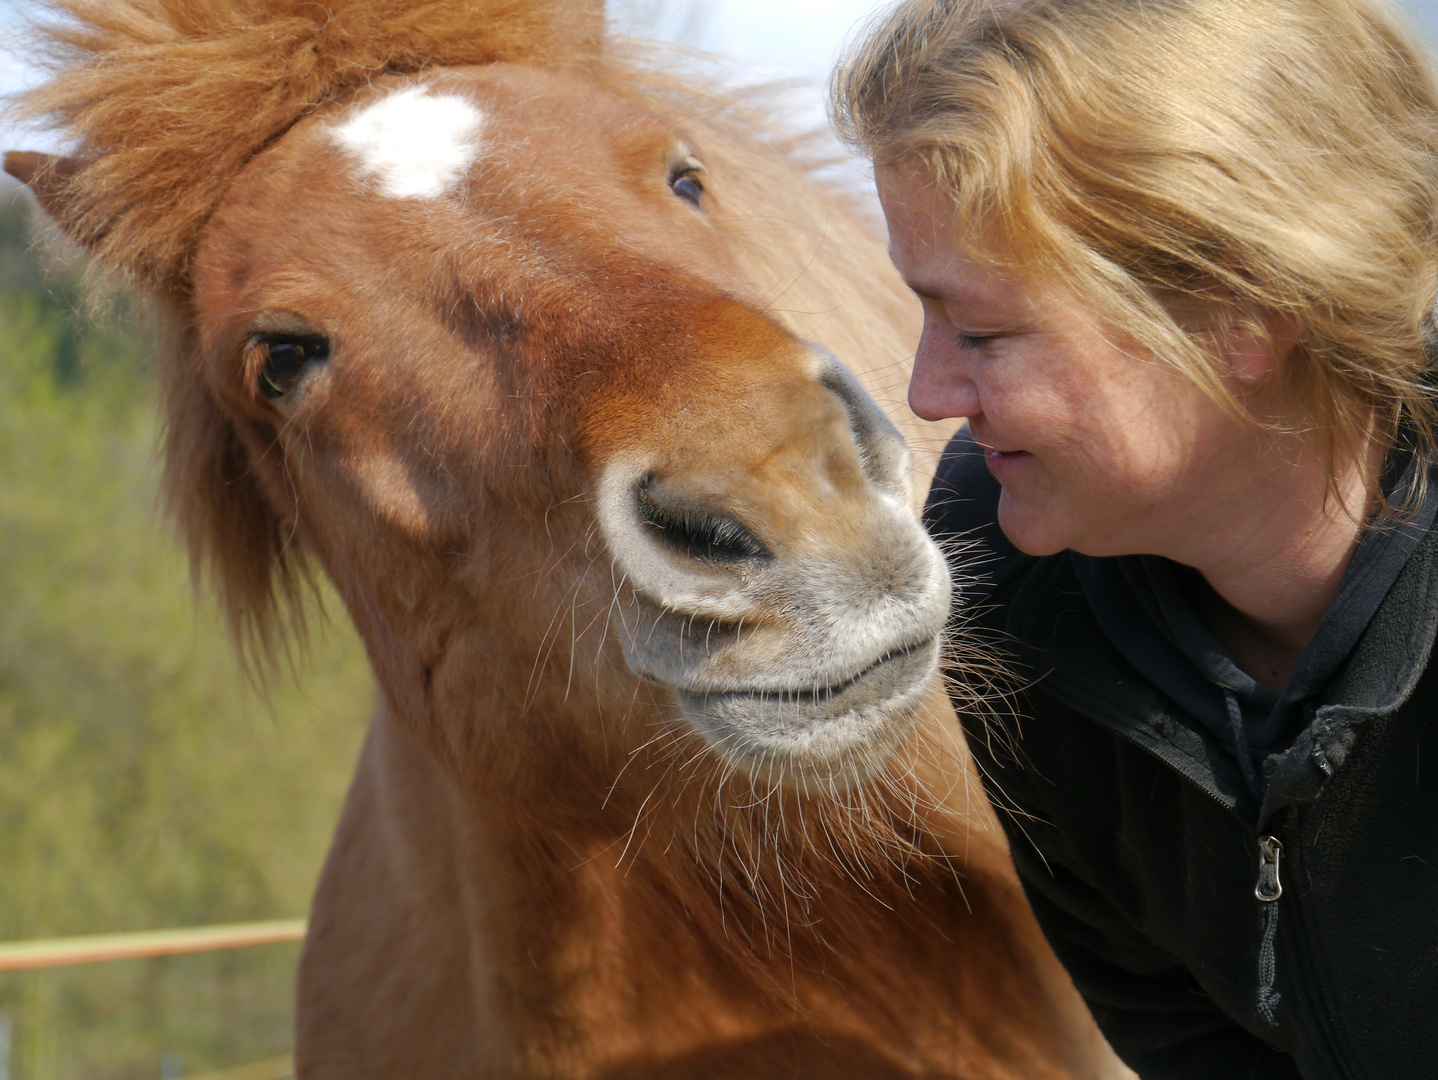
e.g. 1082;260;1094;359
1230;312;1301;384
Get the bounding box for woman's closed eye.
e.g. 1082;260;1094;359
955;332;1000;350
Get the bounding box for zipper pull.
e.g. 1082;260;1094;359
1254;835;1284;1024
1255;835;1283;902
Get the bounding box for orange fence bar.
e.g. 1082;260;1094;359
186;1054;295;1080
0;919;307;971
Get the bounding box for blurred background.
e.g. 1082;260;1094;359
2;0;1438;1077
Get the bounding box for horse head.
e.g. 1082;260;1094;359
6;7;952;800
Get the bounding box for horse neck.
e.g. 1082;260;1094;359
344;679;1007;983
303;682;1114;1077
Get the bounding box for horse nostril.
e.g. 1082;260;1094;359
635;477;771;564
817;355;910;498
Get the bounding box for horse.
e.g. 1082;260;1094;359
5;1;1129;1076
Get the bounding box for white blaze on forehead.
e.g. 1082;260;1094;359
331;86;485;200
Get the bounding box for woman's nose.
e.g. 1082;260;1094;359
908;326;981;422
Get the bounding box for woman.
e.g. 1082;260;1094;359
832;0;1438;1076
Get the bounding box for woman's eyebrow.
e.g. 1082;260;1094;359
900;276;1001;310
904;279;946;301
884;261;951;302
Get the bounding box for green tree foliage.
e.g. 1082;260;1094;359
0;184;371;1078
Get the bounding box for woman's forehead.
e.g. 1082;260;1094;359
878;169;1038;307
877;161;1017;266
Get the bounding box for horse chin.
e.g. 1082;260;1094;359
670;636;941;794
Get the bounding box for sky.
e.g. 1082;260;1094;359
620;0;885;76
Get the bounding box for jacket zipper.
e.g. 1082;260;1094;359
1052;694;1300;1032
1032;676;1329;1038
1254;835;1283;1025
1255;835;1283;901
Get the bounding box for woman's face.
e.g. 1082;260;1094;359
877;164;1273;560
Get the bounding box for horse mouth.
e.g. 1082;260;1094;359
672;636;940;789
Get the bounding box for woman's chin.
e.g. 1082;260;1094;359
995;491;1069;558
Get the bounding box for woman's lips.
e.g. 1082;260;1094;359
984;448;1033;478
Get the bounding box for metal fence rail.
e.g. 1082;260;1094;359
0;921;308;1078
0;920;307;971
185;1054;295;1080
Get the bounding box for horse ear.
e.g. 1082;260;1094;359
4;151;91;241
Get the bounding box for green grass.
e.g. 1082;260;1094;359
0;186;371;1078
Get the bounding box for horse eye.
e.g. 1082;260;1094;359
670;170;705;209
255;334;331;402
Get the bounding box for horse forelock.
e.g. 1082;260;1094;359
14;0;605;295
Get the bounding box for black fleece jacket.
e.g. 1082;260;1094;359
928;433;1438;1080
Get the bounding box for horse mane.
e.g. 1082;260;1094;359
13;0;604;295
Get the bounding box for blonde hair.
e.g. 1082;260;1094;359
832;0;1438;501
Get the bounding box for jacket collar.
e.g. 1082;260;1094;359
1005;518;1438;829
